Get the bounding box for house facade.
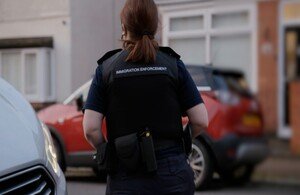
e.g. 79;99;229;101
0;0;299;150
155;0;300;145
0;0;122;107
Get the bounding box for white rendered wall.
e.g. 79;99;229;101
113;0;126;48
0;0;69;21
0;17;72;102
70;0;123;91
0;0;72;102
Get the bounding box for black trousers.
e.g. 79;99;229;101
106;146;195;195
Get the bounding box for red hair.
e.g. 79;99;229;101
121;0;159;64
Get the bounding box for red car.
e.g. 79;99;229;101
186;66;268;188
38;65;268;189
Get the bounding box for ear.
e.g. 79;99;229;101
121;23;127;35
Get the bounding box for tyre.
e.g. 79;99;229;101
222;165;254;185
51;136;66;172
188;139;214;190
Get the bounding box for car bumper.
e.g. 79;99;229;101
213;134;269;169
55;168;67;195
236;138;269;164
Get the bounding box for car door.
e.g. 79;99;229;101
67;83;94;152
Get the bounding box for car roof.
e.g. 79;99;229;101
63;79;92;105
186;65;245;77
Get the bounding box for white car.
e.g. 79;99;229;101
0;78;67;194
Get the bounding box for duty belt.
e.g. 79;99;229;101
154;139;183;151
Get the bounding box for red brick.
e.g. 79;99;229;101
257;0;279;133
290;81;300;155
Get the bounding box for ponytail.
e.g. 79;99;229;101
121;0;159;64
124;35;158;64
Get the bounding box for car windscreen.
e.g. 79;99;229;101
186;66;215;90
213;71;252;97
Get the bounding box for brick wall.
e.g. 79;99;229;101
290;81;300;155
257;0;279;133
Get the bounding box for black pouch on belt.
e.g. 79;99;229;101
93;142;117;174
182;123;192;155
115;132;140;172
139;130;157;172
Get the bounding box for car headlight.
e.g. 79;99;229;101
41;122;60;176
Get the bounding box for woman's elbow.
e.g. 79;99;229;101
83;123;93;140
83;119;97;140
188;104;209;129
201;114;209;129
83;110;102;137
201;111;209;129
192;118;208;130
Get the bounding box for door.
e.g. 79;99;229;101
282;27;300;136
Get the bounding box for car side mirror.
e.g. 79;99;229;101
76;95;84;112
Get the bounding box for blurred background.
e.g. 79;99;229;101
0;0;300;194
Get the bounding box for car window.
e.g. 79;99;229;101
224;75;252;97
213;75;228;91
63;80;92;105
213;72;252;97
186;66;215;90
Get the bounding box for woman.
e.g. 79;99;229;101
83;0;208;194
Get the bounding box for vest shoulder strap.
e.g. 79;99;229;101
97;49;125;84
97;49;123;65
159;47;181;60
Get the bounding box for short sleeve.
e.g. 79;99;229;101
83;66;106;114
177;60;204;113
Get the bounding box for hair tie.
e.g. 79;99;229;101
142;31;152;36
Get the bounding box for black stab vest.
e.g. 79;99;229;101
98;48;183;141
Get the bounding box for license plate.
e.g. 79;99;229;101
242;115;261;127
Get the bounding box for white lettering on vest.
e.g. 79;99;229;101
116;66;167;75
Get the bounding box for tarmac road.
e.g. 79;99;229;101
66;168;300;195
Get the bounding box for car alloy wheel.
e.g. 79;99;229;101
188;139;213;189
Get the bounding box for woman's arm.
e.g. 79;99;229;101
83;109;104;149
186;103;208;138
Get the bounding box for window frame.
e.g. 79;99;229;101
0;47;55;102
161;2;258;92
22;48;40;100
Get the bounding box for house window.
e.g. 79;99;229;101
284;2;300;21
1;52;22;91
24;53;38;95
0;48;55;102
170;15;204;31
211;34;251;72
169;37;206;64
162;4;257;90
212;11;249;29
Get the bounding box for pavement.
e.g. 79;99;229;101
252;136;300;185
